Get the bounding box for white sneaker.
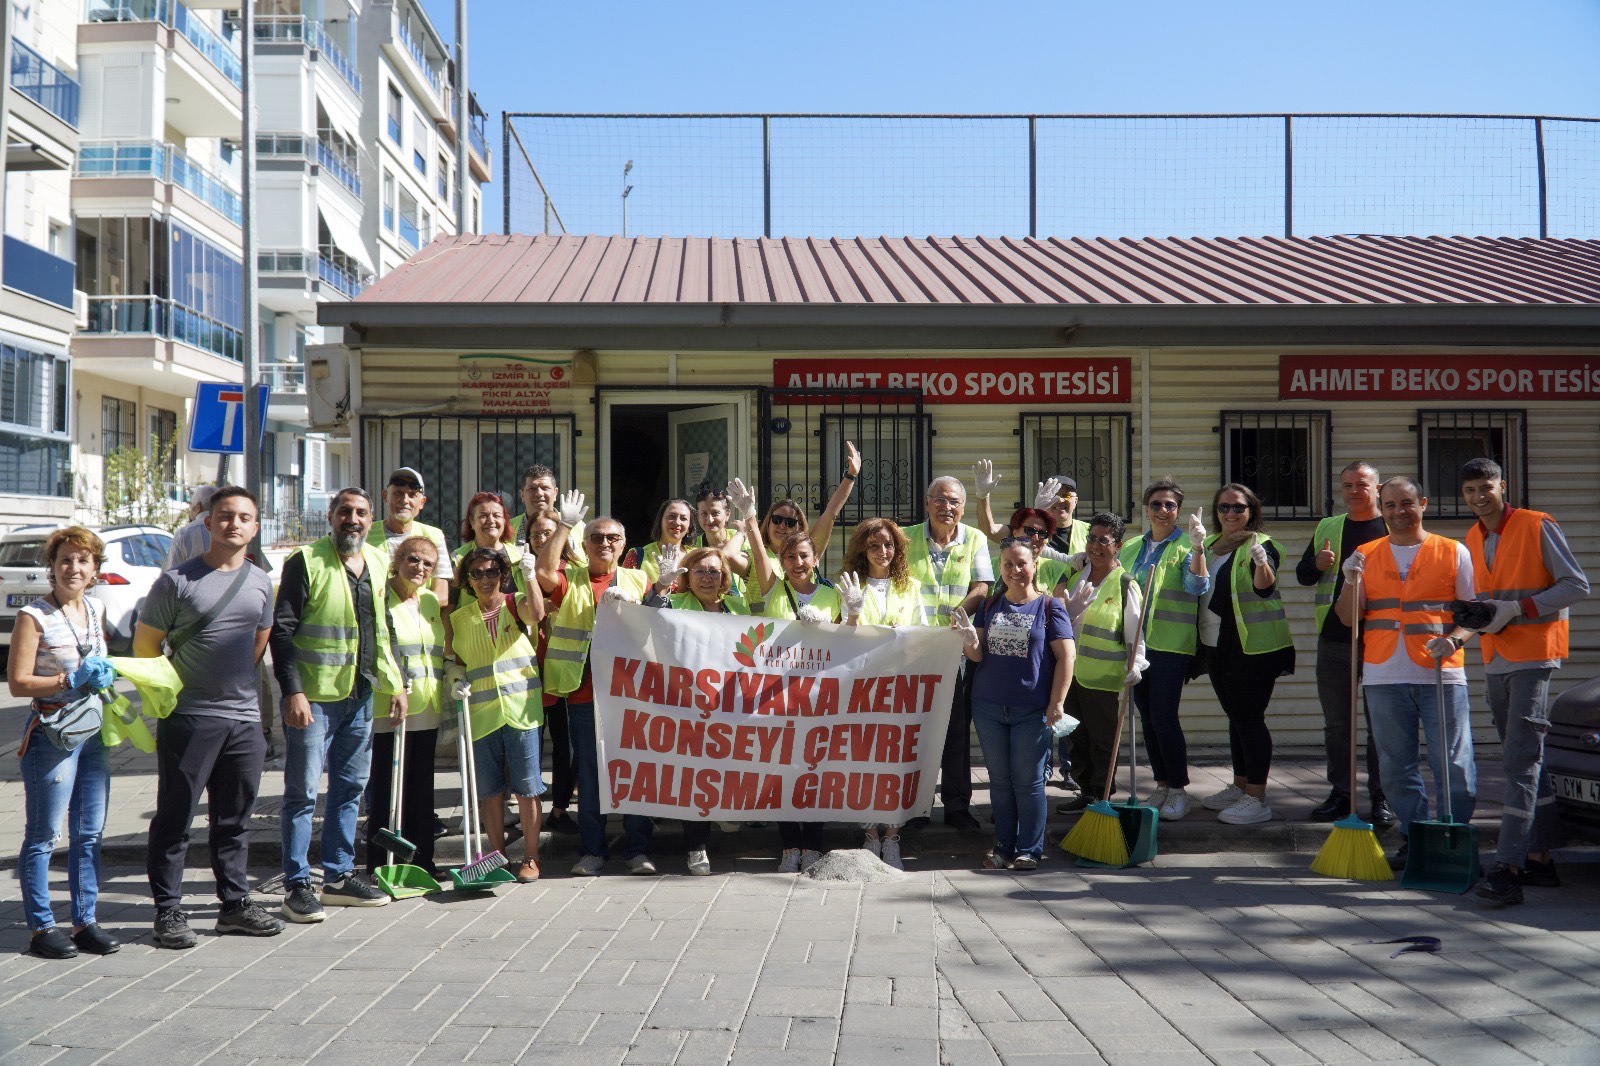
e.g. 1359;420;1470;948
863;835;882;858
1217;795;1274;825
1141;786;1170;810
717;821;740;833
686;850;711;876
570;855;605;877
1158;788;1192;820
880;837;903;871
1202;783;1245;811
626;855;657;875
800;849;824;872
777;848;802;874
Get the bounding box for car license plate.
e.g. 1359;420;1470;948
6;593;39;608
1551;772;1600;808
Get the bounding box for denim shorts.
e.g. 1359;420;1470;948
472;724;546;799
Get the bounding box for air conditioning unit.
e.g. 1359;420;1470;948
73;290;89;329
305;343;349;431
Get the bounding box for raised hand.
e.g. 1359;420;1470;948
726;477;759;523
1316;538;1336;572
1186;506;1207;550
951;606;980;650
1033;477;1063;511
558;490;588;527
1249;541;1270;567
972;459;999;499
1062;579;1096;623
844;440;862;480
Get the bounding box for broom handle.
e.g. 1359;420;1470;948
1348;567;1360;812
1101;565;1158;803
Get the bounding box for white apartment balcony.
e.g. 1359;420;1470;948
0;237;78;335
7;40;80;171
258;248;364;315
74;141;242;235
382;3;450;122
74;294;243;392
261;360;309;426
253;15;361;103
81;0;242;138
255;130;362;208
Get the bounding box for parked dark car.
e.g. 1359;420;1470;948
1547;673;1600;842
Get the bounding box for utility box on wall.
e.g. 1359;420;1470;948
305;343;349;431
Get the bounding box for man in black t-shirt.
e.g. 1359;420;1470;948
1295;461;1394;827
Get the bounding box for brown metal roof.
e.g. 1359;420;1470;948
348;234;1600;309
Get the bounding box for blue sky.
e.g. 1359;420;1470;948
419;0;1600;235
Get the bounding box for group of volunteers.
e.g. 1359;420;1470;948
11;445;1586;959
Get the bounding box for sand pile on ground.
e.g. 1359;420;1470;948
803;848;908;883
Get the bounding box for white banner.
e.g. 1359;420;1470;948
591;601;961;824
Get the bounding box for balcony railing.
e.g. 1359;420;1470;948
395;19;445;98
81;294;242;362
76;141;242;225
261;361;306;393
315;139;361;197
2;235;75;308
318;256;362;298
85;1;242;89
469;120;489;162
10;40;81;128
258;249;364;299
398;215;420;250
253;16;360;94
255;132;307;157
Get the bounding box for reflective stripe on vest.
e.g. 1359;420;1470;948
449;599;544;738
1358;535;1465;669
1074;571;1129;692
377;588;444;729
763;581;843;621
1310;514;1344;632
291;539;406;701
1203;532;1292;656
906;523;983;627
543;564;652;696
855;579;920;627
1466;509;1569;664
1120;535;1198;655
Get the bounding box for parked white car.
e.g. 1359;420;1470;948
0;524;174;658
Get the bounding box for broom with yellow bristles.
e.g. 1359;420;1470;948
1061;569;1154;867
1310;566;1393;881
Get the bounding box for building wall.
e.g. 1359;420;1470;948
352;343;1600;746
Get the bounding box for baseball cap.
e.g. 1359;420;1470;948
1056;476;1078;496
387;466;426;492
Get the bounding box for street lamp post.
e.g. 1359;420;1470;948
621;159;633;237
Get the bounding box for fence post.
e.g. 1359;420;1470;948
763;115;772;238
1534;117;1548;239
501;112;511;235
1028;116;1037;238
1283;114;1294;238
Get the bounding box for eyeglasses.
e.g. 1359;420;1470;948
769;514;800;529
586;532;624;544
690;567;724;578
467;568;501;581
1018;526;1050;538
1085;534;1116;546
1147;500;1179;511
928;495;963;508
1215;502;1250;515
401;554;436;569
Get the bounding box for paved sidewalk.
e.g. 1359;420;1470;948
1;852;1597;1065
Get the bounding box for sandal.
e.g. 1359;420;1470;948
981;852;1013;871
1011;856;1040;871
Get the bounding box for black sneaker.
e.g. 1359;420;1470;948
546;809;581;836
321;872;389;908
1476;863;1524;905
944;810;984;833
1056;794;1092;814
281;880;326;923
1520;857;1560;888
71;923;120;955
1310;791;1350;822
217;898;286;937
29;927;77;960
154;908;198;949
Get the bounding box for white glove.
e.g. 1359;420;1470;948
1124;653;1149;688
518;551;538;584
950;606;979;650
655;545;686;589
1425;635;1458;659
1483;599;1522;635
1067;551;1089;571
1249;541;1270;567
1186;507;1207;551
444;661;469;701
451;678;472;701
1341;551;1365;582
726;477;759;523
1062;579;1095;624
836;571;866;617
972;459;999;499
655;564;687;590
558;489;588;527
796;604;828;626
601;586;638;605
1033;477;1063;511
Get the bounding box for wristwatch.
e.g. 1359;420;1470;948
1449;634;1466;650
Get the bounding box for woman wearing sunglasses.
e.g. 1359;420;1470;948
1195;484;1294;826
447;546;547;882
367;535;446;879
522;505;579;836
740;442;861;610
1119;478;1211;821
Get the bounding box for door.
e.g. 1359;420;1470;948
667;403;741;499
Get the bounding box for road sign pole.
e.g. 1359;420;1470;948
241;0;264;559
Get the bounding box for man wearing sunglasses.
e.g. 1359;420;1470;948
367;467;453;600
534;492;655;876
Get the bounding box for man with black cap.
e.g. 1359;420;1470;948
367;467;453;600
1044;476;1091;558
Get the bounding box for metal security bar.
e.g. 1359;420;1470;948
1017;412;1134;520
361;414;577;546
1416;409;1527;518
1218;410;1332;521
757;388;926;575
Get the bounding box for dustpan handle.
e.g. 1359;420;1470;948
1435;658;1452;825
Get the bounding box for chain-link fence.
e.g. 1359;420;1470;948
503;113;1599;240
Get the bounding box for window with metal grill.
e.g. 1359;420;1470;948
1218;410;1330;521
1417;409;1526;518
820;413;931;531
1018;412;1132;520
101;397;136;454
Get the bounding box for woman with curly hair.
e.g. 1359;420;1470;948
837;518;920;629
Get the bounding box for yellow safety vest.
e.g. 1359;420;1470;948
449;598;543;739
762;580;842;621
290;538;405;701
543;564;652;696
1073;570;1131;693
1118;533;1200;656
669;591;750;614
1203;533;1293;655
376;588;445;733
1309;514;1345;633
848;575;921;627
905;523;986;627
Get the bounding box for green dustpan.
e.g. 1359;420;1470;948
1076;802;1159;869
450;866;516;892
1401;661;1480;894
375;863;443;899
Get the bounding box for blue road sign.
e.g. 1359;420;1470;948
189;382;269;454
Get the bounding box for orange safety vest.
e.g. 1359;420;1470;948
1359;534;1465;670
1465;508;1568;664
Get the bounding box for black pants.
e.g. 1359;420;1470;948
682;820;711;850
365;727;439;875
779;822;825;851
1067;682;1122;799
544;697;574;810
939;663;974;814
1209;659;1276;787
1316;637;1385;801
148;715;265;910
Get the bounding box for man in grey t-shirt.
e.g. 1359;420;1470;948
135;487;283;948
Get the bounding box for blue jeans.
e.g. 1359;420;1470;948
1366;682;1477;837
971;699;1052;862
281;683;374;884
1487;668;1557;865
566;701;653;861
19;730;110;931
